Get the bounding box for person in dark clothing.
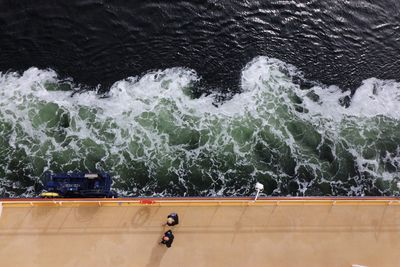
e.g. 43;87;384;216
165;212;179;226
160;230;174;248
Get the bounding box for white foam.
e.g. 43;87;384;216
300;78;400;121
0;56;399;197
348;78;400;118
241;56;400;121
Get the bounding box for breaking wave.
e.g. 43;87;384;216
1;56;399;197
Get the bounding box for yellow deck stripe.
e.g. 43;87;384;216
1;199;400;208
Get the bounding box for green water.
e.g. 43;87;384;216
0;57;399;197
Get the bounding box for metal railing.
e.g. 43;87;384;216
1;197;400;208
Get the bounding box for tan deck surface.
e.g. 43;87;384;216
1;199;400;267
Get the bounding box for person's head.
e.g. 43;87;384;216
163;236;170;241
167;217;174;225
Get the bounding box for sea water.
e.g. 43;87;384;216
0;56;399;197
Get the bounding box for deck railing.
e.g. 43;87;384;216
1;197;400;207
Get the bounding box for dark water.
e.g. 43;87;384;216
0;1;400;198
1;0;400;91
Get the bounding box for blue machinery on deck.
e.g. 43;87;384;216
40;172;117;198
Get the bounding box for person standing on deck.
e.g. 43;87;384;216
164;212;179;227
160;230;174;248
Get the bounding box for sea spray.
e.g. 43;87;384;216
0;57;399;197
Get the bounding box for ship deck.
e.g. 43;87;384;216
1;197;400;267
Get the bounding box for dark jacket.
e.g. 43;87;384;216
161;230;174;248
167;213;179;226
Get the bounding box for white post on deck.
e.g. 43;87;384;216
254;182;264;202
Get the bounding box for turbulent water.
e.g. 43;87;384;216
1;1;400;197
0;56;399;197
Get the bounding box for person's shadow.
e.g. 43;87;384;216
145;242;168;267
145;227;168;267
